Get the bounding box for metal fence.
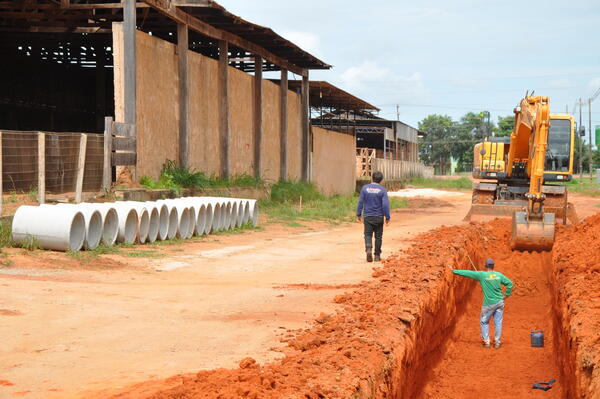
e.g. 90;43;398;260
1;130;104;195
367;158;434;180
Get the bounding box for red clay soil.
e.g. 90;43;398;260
552;213;600;399
98;218;598;399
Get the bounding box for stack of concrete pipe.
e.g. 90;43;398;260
11;196;259;252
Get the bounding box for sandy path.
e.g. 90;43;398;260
0;195;471;398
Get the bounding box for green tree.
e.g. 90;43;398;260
418;114;454;174
494;115;514;137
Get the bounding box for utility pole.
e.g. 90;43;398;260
590;97;594;179
578;98;583;178
396;105;400;121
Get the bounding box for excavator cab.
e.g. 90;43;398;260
465;96;577;251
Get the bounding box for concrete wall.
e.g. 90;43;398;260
311;127;356;196
114;29;305;182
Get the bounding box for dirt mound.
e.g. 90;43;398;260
553;214;600;398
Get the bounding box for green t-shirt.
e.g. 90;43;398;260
453;270;514;306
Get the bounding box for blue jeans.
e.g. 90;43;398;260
480;300;504;343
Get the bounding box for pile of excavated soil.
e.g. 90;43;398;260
553;214;600;398
101;217;599;399
105;221;506;399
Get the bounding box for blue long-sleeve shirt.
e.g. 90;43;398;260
356;183;390;220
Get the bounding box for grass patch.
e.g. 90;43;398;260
149;237;185;247
261;182;409;224
123;250;165;258
212;222;263;235
566;178;600;197
140;159;266;193
404;177;472;190
0;222;14;248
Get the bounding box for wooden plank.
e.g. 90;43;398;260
112;152;137;166
74;134;87;203
301;72;310;181
253;55;262;179
112;121;134;137
113;136;136;152
0;132;2;217
142;0;307;77
103;116;113;190
178;22;189;169
279;68;288;180
37;132;45;204
123;0;137;128
218;39;230;178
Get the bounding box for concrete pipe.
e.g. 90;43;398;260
157;200;191;239
150;202;170;241
247;199;259;227
178;197;207;236
138;202;160;243
80;203;119;247
110;204;139;244
116;202;150;244
226;200;238;230
52;204;103;250
235;199;245;228
12;205;86;251
199;198;219;232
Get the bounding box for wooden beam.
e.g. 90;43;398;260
0;132;2;217
123;0;136;127
37;132;45;204
253;55;262;179
113;136;136;152
279;68;288;181
103;116;113;190
301;72;310;181
178;22;189;169
218;39;230;178
112;152;137;166
0;2;150;9
142;0;307;77
74;134;87;203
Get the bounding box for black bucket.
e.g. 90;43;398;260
531;330;544;347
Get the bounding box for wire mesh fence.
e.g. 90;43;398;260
1;130;104;194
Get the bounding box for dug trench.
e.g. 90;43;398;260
103;216;600;399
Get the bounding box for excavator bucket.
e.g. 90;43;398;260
511;211;555;251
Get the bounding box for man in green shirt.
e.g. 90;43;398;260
452;258;514;348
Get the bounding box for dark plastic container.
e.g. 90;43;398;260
531;330;544;347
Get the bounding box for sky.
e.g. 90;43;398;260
218;0;600;142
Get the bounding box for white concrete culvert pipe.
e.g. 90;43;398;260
202;202;214;235
202;198;223;232
178;197;207;237
116;202;150;244
51;204;103;250
137;202;159;243
81;203;119;247
110;203;139;244
247;199;259;227
241;199;251;225
149;202;170;241
12;205;86;251
157;200;191;239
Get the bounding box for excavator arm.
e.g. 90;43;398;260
508;96;555;251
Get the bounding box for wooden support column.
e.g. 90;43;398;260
75;134;88;203
123;0;136;127
37;132;45;204
0;132;2;217
178;23;189;169
279;69;288;181
218;40;230;178
301;71;310;181
253;56;263;179
103;117;114;190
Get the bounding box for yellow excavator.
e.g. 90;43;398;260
465;95;578;251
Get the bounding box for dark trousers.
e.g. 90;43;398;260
363;216;384;255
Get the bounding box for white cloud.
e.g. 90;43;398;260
339;61;426;100
281;31;321;56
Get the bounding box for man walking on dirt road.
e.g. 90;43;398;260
452;258;513;348
356;171;390;263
